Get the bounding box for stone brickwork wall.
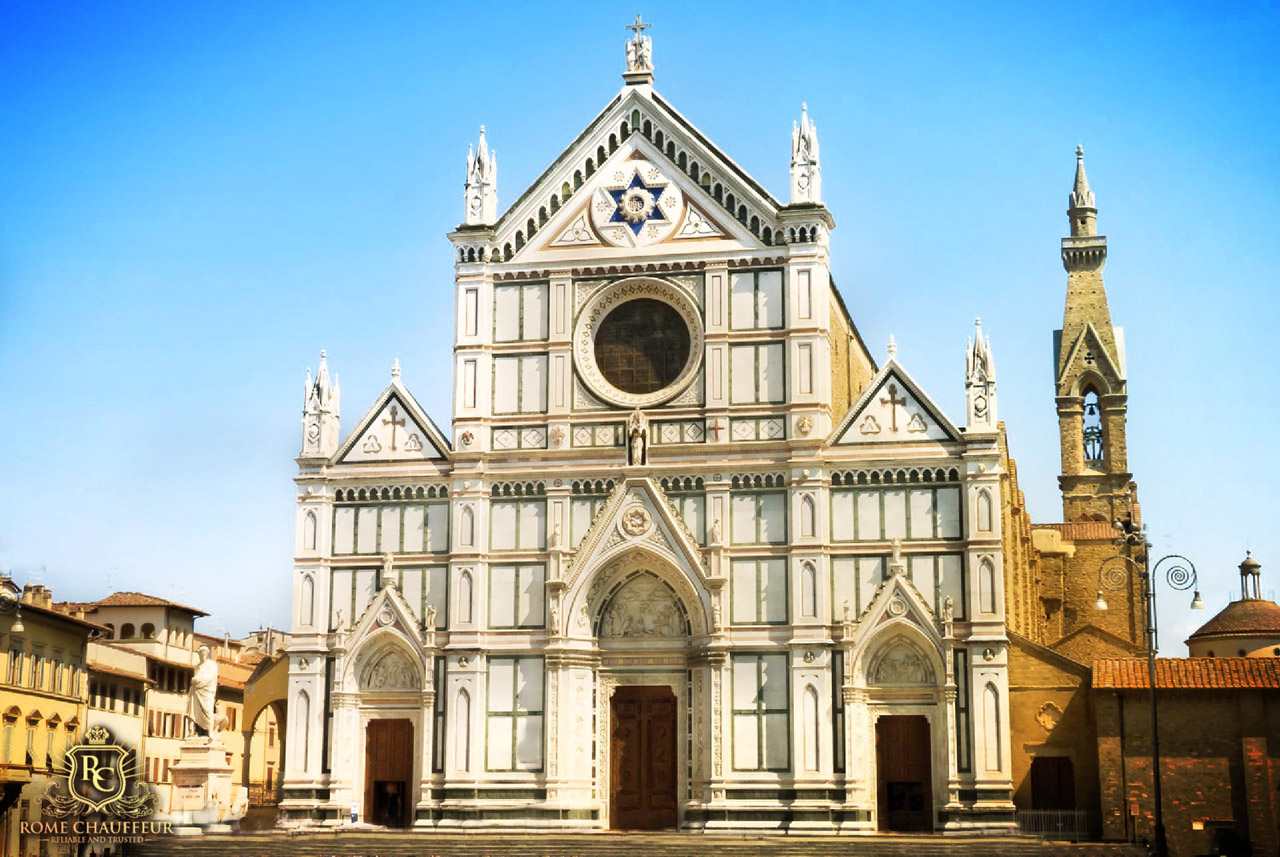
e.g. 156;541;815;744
1095;689;1280;857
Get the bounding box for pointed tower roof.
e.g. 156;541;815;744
1069;145;1095;211
967;318;994;384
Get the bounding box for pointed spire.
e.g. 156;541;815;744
391;358;401;380
886;334;898;360
966;318;998;430
790;102;821;204
966;318;995;384
1067;145;1098;237
301;349;339;458
463;126;498;226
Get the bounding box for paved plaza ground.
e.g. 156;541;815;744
131;830;1149;857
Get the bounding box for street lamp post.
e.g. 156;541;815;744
1094;525;1202;857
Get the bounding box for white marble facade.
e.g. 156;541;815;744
281;27;1014;833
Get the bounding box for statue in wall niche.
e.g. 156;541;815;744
550;523;563;549
942;596;955;624
425;605;437;629
627;409;648;465
708;518;722;545
187;647;219;743
335;609;345;631
549;602;559;634
381;553;396;586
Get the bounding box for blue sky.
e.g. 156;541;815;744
1;1;1277;648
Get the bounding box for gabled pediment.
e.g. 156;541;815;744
1055;322;1127;394
830;360;961;445
481;87;787;264
346;577;426;657
564;476;707;593
857;558;942;634
335;380;450;465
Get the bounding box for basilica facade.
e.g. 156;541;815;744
280;25;1018;833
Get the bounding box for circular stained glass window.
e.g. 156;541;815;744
593;298;692;395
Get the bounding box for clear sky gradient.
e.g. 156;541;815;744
1;1;1277;649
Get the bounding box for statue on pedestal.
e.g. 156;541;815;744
188;647;219;744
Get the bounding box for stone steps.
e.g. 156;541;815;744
132;831;1149;857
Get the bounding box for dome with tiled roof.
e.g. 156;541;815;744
1186;553;1280;658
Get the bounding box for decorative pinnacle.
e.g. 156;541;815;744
887;335;898;360
1070;144;1095;210
391;358;401;380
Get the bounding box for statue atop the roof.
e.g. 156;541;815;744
626;14;653;72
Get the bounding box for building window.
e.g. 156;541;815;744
1082;389;1104;464
7;649;22;685
432;658;446;773
494;282;548;342
489;499;546;551
666;493;706;545
732;653;789;771
492;354;548;414
830;486;962;541
594;298;691;394
832;650;846;773
730;343;785;403
488;565;545;629
569;495;607;547
486;656;544;772
954;649;971;773
730;559;787;625
730;490;787;545
729;270;784;330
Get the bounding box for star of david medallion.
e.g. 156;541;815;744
590;158;684;248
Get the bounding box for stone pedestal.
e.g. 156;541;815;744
167;739;245;830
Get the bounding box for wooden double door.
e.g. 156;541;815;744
610;686;678;830
364;718;413;827
876;715;933;832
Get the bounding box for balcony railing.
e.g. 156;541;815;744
1016;809;1097;842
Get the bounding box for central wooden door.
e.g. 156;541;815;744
610;686;678;830
876;715;933;832
364;718;413;827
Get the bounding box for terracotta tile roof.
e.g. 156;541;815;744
92;592;209;617
1093;657;1280;690
1188;598;1280;639
87;662;154;684
1034;521;1119;541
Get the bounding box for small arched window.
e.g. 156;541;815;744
140;623;155;639
120;624;135;640
977;490;994;532
1082;389;1104;464
303;511;317;550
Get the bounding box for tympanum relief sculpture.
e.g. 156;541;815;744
599;574;685;638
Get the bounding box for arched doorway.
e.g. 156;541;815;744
855;628;948;834
352;639;425;828
583;563;703;831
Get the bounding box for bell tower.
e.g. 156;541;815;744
1055;146;1132;524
